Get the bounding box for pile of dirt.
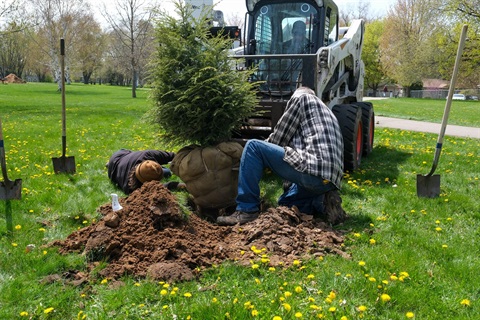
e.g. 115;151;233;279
1;73;26;83
51;181;348;282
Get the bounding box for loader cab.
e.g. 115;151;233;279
244;0;338;96
245;0;339;56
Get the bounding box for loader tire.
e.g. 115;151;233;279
353;101;375;156
332;104;363;171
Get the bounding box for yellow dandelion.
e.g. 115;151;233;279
368;277;376;282
460;299;471;306
160;289;168;296
184;292;192;298
134;282;141;286
252;309;259;316
435;227;442;232
162;283;170;288
15;225;21;230
284;291;292;297
39;228;46;232
11;243;17;247
282;303;291;312
295;286;303;293
328;291;336;300
358;260;366;267
358;305;367;312
406;311;415;318
100;278;108;284
252;264;259;269
353;233;361;237
44;307;54;314
19;311;29;317
328;306;336;313
269;267;276;271
273;317;282;320
293;260;301;266
380;294;391;302
442;244;448;249
294;312;303;318
369;238;376;245
255;278;261;284
212;297;218;303
340;317;348;320
307;274;315;279
390;275;398;281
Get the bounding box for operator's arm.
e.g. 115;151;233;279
144;150;176;165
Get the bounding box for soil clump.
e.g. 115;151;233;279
51;181;348;283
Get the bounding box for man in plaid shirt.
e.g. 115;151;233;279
217;87;347;226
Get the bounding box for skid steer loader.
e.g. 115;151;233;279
232;0;374;171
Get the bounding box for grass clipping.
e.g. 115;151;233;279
51;182;348;282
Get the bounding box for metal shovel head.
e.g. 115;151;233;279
52;155;76;174
416;174;441;198
0;178;22;200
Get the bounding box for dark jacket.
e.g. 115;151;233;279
107;149;175;194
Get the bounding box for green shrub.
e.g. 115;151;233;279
148;1;258;146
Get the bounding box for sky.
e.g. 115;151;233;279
89;0;398;26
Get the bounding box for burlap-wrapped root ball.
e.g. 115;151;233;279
171;142;243;209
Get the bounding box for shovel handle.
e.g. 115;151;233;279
429;25;468;174
0;118;11;182
60;38;67;138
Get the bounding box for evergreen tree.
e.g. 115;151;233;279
149;1;258;146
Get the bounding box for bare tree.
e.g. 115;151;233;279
339;0;372;26
100;0;156;98
27;0;94;89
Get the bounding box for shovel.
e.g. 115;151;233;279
52;38;76;174
0;119;22;200
417;24;468;198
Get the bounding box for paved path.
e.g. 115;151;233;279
375;116;480;139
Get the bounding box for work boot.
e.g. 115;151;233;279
323;190;348;224
216;211;259;226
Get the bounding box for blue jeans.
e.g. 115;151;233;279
236;139;335;214
162;167;172;179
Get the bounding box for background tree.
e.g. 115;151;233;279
339;0;372;26
101;0;156;98
380;0;443;96
27;0;94;88
75;15;106;84
0;22;30;78
362;19;386;96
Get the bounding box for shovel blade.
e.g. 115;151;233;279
0;179;22;200
416;174;441;198
52;156;76;174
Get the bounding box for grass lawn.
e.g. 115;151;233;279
0;83;479;319
372;97;480;127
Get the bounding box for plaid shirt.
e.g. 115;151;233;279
267;93;344;188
